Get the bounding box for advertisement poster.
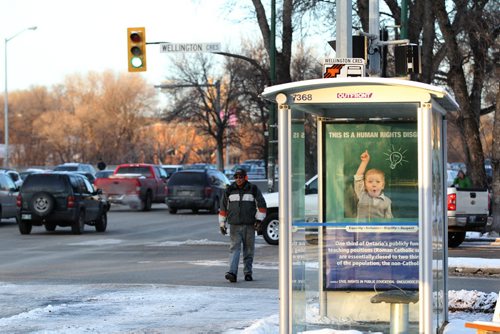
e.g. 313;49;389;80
323;122;419;290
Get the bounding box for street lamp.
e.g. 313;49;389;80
4;26;37;167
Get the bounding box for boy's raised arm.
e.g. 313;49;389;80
356;150;370;176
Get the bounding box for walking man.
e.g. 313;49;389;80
219;168;267;282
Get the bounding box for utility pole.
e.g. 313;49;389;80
400;0;409;39
267;0;277;192
368;0;380;75
336;0;352;58
4;26;37;167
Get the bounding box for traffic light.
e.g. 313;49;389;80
127;27;147;72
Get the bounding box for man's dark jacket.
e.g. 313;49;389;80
219;181;267;225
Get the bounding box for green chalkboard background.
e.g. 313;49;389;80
324;122;419;222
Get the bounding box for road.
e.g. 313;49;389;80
0;204;497;293
0;204;278;289
448;239;500;258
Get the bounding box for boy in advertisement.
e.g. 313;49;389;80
354;150;393;220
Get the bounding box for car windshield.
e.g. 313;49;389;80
168;172;206;186
95;170;113;178
116;167;152;177
447;169;458;187
23;175;67;193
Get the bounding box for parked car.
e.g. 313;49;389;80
94;164;168;211
53;163;97;176
247;166;266;180
161;165;183;178
243;159;265;167
16;172;109;235
0;168;23;188
183;163;217;170
260;175;318;245
0;173;19;221
227;164;266;180
166;169;230;214
447;185;490;247
225;164;252;178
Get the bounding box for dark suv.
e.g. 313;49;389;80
166;169;230;214
17;172;109;235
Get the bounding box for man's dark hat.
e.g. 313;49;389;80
234;168;247;176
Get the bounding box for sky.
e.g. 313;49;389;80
0;237;498;333
0;0;261;92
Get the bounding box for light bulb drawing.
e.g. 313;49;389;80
384;146;408;170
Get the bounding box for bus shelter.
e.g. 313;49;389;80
261;78;458;334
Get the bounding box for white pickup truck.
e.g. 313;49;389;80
260;176;318;245
447;187;490;247
261;175;491;248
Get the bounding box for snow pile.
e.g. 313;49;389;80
448;289;498;313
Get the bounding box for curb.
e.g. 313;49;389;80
465;237;498;243
449;267;500;276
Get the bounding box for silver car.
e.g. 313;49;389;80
0;173;19;221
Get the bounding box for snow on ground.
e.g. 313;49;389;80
0;282;496;334
0;235;497;333
0;253;498;334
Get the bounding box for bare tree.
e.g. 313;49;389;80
8;71;157;167
433;0;498;190
5;86;57;166
160;54;240;170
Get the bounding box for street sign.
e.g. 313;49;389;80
160;42;221;53
323;58;365;78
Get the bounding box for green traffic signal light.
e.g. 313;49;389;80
131;56;143;68
127;27;147;72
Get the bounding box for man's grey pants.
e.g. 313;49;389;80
228;224;255;277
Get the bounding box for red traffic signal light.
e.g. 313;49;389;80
127;27;147;72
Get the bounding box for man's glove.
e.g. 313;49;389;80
219;222;227;235
254;220;263;233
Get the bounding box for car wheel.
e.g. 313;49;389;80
210;198;219;214
305;231;318;245
448;232;466;248
45;224;56;232
18;219;32;235
30;192;55;217
71;211;85;235
141;192;152;212
262;212;279;245
95;212;107;232
192;208;199;214
169;207;177;214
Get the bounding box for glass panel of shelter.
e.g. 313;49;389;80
431;110;446;330
290;106;420;333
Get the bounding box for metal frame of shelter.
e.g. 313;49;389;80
261;77;459;334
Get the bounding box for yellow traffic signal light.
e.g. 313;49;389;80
127;27;147;72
